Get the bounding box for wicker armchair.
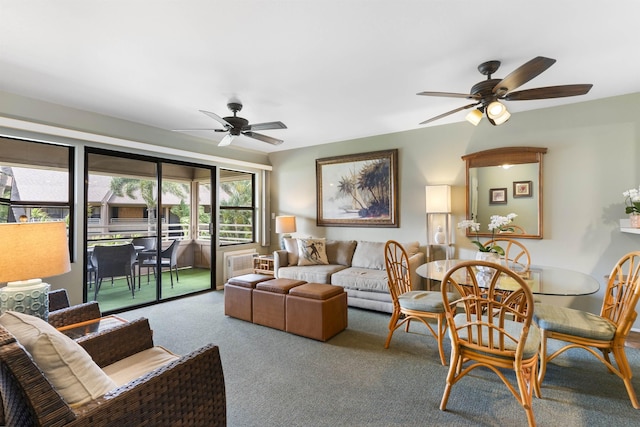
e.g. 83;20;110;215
47;289;102;328
0;318;226;426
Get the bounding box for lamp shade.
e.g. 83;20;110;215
425;185;451;213
0;222;71;284
465;109;483;126
275;215;297;234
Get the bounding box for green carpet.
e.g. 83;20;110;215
93;267;212;313
120;291;640;427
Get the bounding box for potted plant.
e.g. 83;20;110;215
458;213;518;268
623;187;640;228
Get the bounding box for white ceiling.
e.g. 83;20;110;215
2;1;639;154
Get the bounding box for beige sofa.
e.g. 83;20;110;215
274;239;424;313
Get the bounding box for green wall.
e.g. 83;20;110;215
269;93;640;327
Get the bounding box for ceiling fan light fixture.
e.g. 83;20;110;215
487;101;506;119
491;109;511;125
465;109;483;126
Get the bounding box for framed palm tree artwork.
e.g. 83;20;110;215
316;149;398;227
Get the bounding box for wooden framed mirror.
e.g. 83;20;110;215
462;147;547;239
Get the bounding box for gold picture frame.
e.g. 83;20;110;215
316;149;398;227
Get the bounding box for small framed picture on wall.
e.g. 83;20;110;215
513;180;532;198
489;188;507;204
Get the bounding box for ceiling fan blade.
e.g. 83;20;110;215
419;102;480;125
172;128;226;132
493;56;556;96
243;121;287;132
417;91;479;99
503;84;593;101
243;131;284;145
199;110;232;129
218;134;235;147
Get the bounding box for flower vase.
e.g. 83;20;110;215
630;214;640;228
475;251;500;271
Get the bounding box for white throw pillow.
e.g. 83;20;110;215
283;237;299;266
0;311;116;407
297;238;329;266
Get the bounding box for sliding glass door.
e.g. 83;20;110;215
85;149;214;312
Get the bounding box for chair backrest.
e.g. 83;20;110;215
48;289;71;312
132;237;156;251
384;240;411;306
601;251;640;338
0;326;75;426
93;244;136;279
162;239;180;265
441;260;535;357
484;238;531;274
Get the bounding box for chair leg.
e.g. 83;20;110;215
435;315;447;366
384;310;401;348
516;361;537;427
612;345;640;409
94;278;101;301
440;347;460;411
537;330;549;388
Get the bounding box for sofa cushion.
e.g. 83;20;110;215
103;345;180;387
351;241;386;270
297;238;329;266
278;264;347;284
330;267;390;292
283;237;299;266
326;240;357;266
0;311;116;407
402;241;420;256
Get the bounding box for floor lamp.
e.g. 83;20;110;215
0;221;71;320
425;185;452;262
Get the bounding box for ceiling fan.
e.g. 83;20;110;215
417;56;593;126
174;101;287;146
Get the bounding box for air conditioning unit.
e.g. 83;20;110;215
223;249;257;282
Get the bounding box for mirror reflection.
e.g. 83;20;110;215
463;147;546;239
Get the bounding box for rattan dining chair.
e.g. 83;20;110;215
534;250;640;409
484;237;531;274
384;240;452;365
440;260;540;427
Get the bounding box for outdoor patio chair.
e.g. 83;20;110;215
92;243;137;299
142;239;181;288
132;236;157;288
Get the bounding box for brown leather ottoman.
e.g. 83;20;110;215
253;278;306;330
224;274;273;322
285;283;348;341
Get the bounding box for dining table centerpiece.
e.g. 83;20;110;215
623;186;640;228
458;213;518;270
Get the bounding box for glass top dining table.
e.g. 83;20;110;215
416;259;600;296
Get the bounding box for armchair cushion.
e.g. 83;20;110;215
103;345;180;386
0;311;116;406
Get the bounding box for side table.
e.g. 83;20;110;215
253;255;275;276
56;315;128;340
